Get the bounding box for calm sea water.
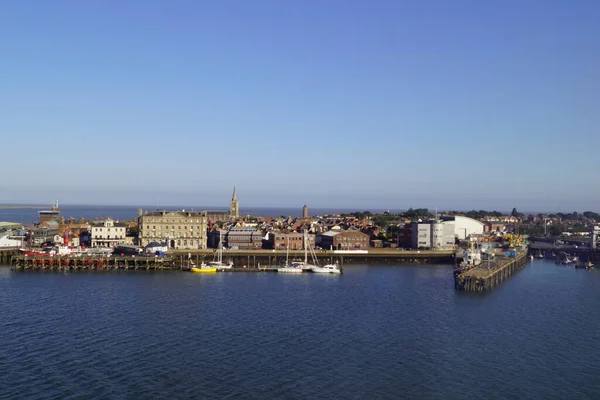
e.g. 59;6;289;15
1;260;599;399
0;205;393;224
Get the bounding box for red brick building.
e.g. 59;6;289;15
227;227;263;250
273;232;315;250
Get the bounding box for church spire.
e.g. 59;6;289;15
230;186;239;218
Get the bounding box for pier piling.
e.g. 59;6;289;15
454;251;528;291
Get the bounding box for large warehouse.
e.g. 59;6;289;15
441;216;484;239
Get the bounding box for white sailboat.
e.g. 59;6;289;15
203;231;233;270
311;261;342;274
278;235;305;273
277;230;342;274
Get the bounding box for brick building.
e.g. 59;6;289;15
227;226;263;250
272;232;316;250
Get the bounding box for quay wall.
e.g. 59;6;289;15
1;248;456;270
454;251;529;292
167;249;455;265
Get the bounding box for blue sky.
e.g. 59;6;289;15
1;0;599;211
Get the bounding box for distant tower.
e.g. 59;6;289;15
302;205;308;219
230;186;239;218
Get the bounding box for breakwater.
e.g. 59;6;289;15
454;250;529;291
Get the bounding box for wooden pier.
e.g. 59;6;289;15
1;247;457;272
9;255;184;271
454;250;529;291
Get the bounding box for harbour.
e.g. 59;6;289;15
1;260;599;399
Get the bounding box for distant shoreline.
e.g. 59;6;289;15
0;205;47;209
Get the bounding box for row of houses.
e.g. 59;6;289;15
44;206;493;251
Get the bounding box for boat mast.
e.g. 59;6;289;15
218;231;223;264
286;235;289;265
304;230;308;264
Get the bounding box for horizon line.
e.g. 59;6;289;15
0;202;595;215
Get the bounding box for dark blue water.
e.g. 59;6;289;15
0;205;392;224
1;260;599;399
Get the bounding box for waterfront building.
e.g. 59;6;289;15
272;231;315;250
145;241;168;254
227;226;263;250
410;220;455;250
320;230;370;250
592;225;600;250
440;216;484;240
137;210;208;250
28;227;59;245
39;201;61;227
91;219;127;248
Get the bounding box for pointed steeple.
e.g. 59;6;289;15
230;186;239;218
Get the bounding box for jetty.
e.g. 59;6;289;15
0;248;456;271
454;250;528;291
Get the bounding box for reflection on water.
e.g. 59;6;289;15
1;261;599;399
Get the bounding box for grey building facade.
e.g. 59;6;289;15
410;220;455;249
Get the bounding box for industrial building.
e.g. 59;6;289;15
410;220;455;250
440;216;485;240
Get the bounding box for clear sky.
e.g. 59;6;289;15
1;0;599;211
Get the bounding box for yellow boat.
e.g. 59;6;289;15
191;266;217;273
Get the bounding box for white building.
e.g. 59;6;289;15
145;241;168;254
411;220;455;249
91;219;127;248
592;225;600;250
441;216;484;240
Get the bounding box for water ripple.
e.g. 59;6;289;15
1;263;600;399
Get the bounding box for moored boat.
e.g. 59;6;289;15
208;232;234;270
311;262;342;274
19;248;52;257
278;232;318;273
191;266;217;273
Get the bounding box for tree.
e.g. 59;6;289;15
511;208;519;217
